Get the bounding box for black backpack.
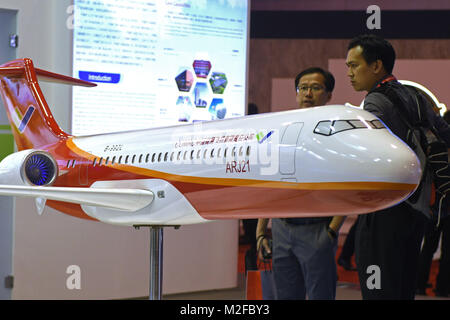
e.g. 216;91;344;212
371;82;449;226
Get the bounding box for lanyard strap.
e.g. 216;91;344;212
375;75;397;88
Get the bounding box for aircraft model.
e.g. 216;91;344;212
0;58;422;227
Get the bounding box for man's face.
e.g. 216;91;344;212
346;45;379;92
295;73;331;109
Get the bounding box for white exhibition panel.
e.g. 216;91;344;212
0;0;240;299
72;0;249;135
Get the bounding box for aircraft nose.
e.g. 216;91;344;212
340;131;422;187
300;129;422;188
296;129;422;214
396;143;422;185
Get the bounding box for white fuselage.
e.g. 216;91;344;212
66;105;421;226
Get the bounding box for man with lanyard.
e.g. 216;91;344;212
346;34;450;299
256;67;345;300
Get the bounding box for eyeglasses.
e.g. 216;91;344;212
296;85;325;94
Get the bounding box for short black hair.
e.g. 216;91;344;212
348;34;396;74
294;67;335;93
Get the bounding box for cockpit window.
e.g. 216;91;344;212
370;119;385;129
314;119;386;136
348;120;367;128
314;121;333;135
332;120;354;133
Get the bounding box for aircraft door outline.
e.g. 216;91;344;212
79;159;89;186
279;122;303;176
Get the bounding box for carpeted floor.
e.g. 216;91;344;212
238;243;443;298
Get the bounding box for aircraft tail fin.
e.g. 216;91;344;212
0;58;96;150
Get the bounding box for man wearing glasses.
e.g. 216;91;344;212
256;67;346;300
294;67;334;109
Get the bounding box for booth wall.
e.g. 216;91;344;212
248;39;450;114
251;0;450;10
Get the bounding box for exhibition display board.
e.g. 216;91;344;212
72;0;249;135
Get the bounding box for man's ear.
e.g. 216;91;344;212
372;59;385;75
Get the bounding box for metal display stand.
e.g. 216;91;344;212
135;225;179;300
148;226;163;300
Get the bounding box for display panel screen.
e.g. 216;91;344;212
72;0;249;135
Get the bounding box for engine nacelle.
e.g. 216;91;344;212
0;150;58;186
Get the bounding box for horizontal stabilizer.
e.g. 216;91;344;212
0;64;96;87
0;185;153;212
35;68;97;87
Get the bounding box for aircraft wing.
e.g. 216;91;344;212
0;185;154;212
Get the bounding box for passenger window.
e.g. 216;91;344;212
118;156;122;164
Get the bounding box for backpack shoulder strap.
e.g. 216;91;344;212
371;82;421;147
